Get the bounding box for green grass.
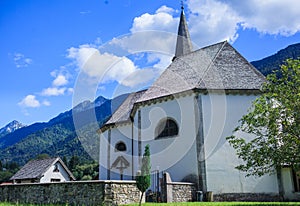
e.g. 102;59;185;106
126;203;300;206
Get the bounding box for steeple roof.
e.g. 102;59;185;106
174;6;193;58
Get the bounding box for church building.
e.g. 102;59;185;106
98;6;299;201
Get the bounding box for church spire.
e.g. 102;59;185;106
174;3;193;59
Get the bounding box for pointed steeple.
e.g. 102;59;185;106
174;4;193;59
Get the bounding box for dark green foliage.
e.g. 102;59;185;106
251;43;300;76
227;59;300;177
72;162;99;180
35;154;50;160
68;155;80;171
136;144;151;206
0;161;19;183
0;160;2;171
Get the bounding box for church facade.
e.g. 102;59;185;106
98;7;299;200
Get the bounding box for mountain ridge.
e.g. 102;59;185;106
0;93;129;165
251;42;300;76
0;120;26;139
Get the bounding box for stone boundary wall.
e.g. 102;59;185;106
169;182;196;202
161;172;197;202
213;193;282;202
0;180;140;205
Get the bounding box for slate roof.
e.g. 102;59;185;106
100;41;266;130
137;41;266;103
10;157;75;181
104;90;147;126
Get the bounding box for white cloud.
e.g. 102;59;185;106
42;100;51;106
41;87;66;96
13;53;33;68
121;68;155;88
186;0;300;46
224;0;300;36
130;6;178;33
52;74;68;86
67;44;139;85
18;95;40;108
126;0;300;50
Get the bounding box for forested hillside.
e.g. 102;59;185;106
251;43;300;76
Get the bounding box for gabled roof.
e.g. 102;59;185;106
137;41;266;103
103;90;147;127
100;41;266;131
10;157;75;181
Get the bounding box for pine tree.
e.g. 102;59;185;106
136;145;151;206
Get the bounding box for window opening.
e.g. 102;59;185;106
115;141;127;152
155;118;179;139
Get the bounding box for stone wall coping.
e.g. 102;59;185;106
167;181;195;185
0;180;137;187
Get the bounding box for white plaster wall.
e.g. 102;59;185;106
99;124;133;180
40;162;71;183
202;93;279;194
137;95;198;182
281;167;300;200
110;124;133;180
99;130;108;180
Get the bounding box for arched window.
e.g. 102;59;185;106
155;118;179;139
115;141;127;152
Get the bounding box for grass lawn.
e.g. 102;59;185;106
126;203;300;206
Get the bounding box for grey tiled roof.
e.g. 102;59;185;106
105;90;147;125
10;157;74;180
137;41;266;103
101;41;265;128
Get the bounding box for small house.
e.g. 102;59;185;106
10;157;75;184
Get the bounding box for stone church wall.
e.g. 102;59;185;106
0;180;140;205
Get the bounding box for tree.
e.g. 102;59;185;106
227;59;300;195
35;153;50;160
0;160;2;171
136;144;151;206
68;155;80;171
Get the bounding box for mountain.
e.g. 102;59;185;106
0;93;129;165
251;43;300;76
0;120;26;139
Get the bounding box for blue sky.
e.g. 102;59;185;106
1;0;300;127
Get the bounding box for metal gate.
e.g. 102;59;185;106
146;170;161;202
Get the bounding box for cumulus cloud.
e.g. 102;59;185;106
130;6;178;33
13;53;33;68
52;74;68;87
41;87;66;96
222;0;300;36
126;1;300;50
42;100;51;106
121;68;156;88
186;0;300;46
18;95;40;108
67;44;151;86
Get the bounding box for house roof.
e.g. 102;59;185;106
100;41;266;131
104;90;147;127
10;157;75;181
136;41;266;103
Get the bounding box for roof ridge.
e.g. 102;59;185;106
195;41;227;87
226;43;266;81
39;157;60;179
